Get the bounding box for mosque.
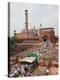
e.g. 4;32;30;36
9;10;58;77
13;10;58;45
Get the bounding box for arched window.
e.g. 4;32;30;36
42;35;48;42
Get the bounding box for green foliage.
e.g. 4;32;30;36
10;36;17;45
9;36;23;46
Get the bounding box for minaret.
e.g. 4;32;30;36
14;30;16;36
38;24;42;36
40;24;42;34
40;24;42;28
25;10;28;37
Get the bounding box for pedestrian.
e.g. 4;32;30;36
24;67;31;76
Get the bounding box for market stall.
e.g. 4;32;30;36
19;57;37;73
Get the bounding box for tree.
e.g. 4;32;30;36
10;36;17;45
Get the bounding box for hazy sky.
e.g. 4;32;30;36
10;2;58;36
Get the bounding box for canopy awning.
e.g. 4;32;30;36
20;57;36;63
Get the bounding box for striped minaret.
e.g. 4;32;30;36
25;10;28;37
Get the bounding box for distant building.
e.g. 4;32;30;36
13;10;58;45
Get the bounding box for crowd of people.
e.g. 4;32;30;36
9;40;58;77
9;63;32;77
